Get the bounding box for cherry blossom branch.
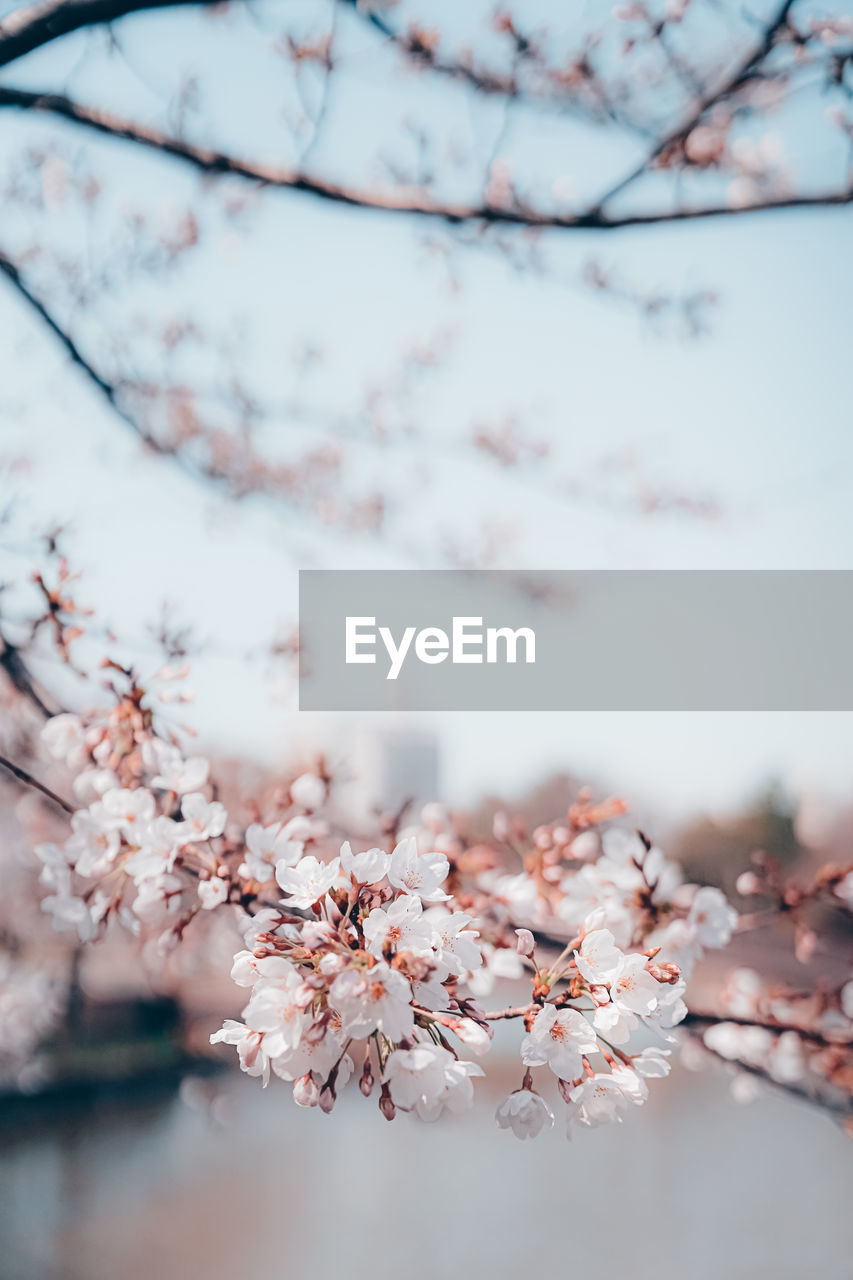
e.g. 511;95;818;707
0;0;212;70
684;1009;852;1049
0;752;74;814
0;630;58;718
0;86;850;230
697;1038;853;1121
0;244;170;458
0;244;350;516
589;0;799;213
483;1003;533;1022
335;0;641;132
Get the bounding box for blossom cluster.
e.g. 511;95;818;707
214;835;490;1119
32;707;325;957
692;966;853;1110
29;706;743;1136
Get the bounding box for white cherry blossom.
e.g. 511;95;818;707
388;837;449;901
290;771;326;811
243;971;312;1058
276;855;340;908
330;962;414;1041
231;951;297;987
521;1004;598;1080
495;1088;555;1139
41;890;98;941
362;895;434;960
423;906;483;978
210;1021;271;1085
198;877;229;909
180;792;227;842
689;886;738;948
609;954;660;1016
567;1074;629;1133
592;1001;638;1045
124;815;184;883
143;740;209;794
575;928;623;985
610;1064;649;1105
632;1046;672;1077
445;1017;494;1056
340;840;391;885
132;873;184;925
100;787;156;839
65;809;121;878
240;821;304;883
41;713;86;765
416;1056;484;1120
384;1043;452;1111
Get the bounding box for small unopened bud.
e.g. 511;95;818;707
360;1058;374;1097
318;1085;336;1114
515;928;535;958
736;871;762;897
293;1073;320;1108
532;972;551;999
379;1084;396;1121
302;921;336;949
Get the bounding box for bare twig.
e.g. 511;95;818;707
0;632;58;718
0;752;74;814
0;0;211;70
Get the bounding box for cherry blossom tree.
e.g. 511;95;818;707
0;593;851;1134
0;0;851;1131
0;0;850;551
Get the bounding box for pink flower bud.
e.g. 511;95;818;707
293;1074;320;1108
515;928;535;958
379;1086;396;1121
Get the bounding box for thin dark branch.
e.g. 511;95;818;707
0;87;850;229
336;0;640;132
0;631;59;718
0;752;74;813
0;243;284;501
0;244;175;452
0;0;211;70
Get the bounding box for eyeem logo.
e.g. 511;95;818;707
346;616;536;681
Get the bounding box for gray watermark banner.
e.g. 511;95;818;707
298;570;853;711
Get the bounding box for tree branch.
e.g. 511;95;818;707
0;631;59;718
1;86;850;229
590;0;798;212
696;1035;853;1121
0;244;288;501
0;243;174;455
684;1009;852;1050
0;752;74;813
335;0;641;132
0;0;211;70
